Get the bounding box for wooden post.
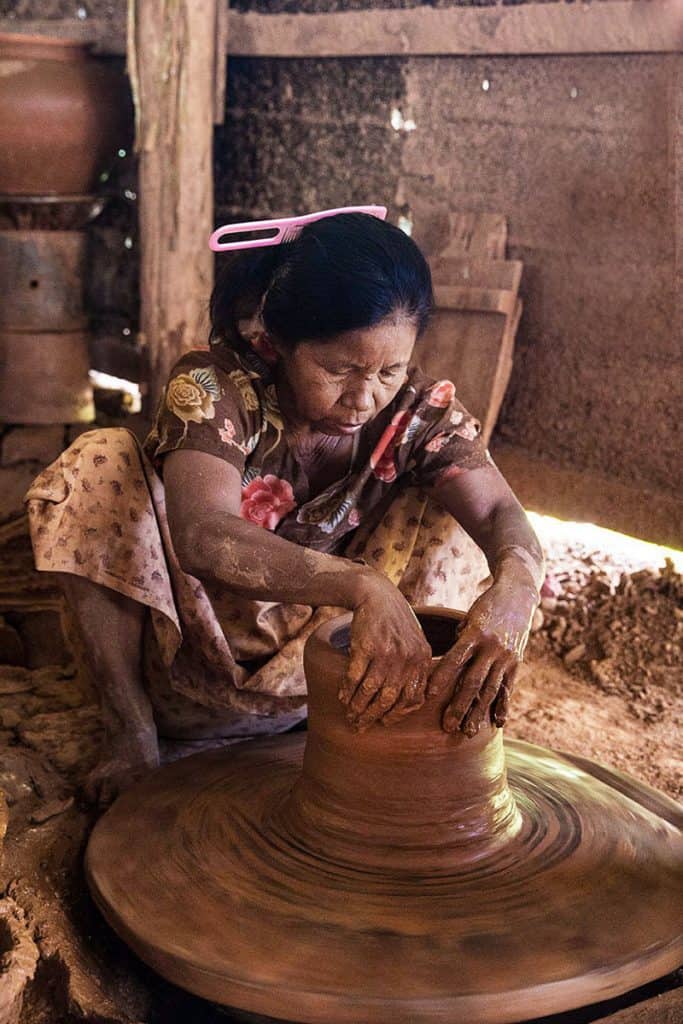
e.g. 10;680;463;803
127;0;219;412
674;56;683;362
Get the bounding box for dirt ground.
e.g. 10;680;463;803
506;519;682;802
0;514;681;1024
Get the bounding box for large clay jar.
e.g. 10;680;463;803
0;32;130;196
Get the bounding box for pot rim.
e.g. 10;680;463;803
313;605;466;663
0;30;89;55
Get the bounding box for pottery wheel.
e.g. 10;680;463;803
86;611;683;1024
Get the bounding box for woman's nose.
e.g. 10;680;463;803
341;381;373;413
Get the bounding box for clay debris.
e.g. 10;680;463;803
532;554;682;727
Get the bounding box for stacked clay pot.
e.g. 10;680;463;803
0;229;94;423
0;32;130;425
0;32;128;197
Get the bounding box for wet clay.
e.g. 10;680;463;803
85;609;683;1024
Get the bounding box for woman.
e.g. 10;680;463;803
25;211;544;805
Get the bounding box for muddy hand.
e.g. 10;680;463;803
427;575;537;736
338;574;432;731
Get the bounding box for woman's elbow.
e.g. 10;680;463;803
170;519;208;578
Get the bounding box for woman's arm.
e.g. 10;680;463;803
425;461;545;734
164;450;433;729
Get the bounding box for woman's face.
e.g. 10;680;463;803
273;318;417;436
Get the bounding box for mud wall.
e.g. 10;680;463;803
402;54;681;497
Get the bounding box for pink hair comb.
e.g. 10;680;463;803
209;205;387;252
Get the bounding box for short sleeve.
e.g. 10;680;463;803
406;378;490;488
143;350;260;476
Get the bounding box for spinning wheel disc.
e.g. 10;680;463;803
86;612;683;1024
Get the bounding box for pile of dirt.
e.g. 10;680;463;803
530;555;682;728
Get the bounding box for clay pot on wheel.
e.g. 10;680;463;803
86;608;683;1024
0;32;130;196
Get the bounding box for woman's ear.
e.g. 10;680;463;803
251;328;280;366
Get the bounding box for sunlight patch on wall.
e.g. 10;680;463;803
88;371;142;414
526;512;683;573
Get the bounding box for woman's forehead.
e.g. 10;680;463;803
310;320;416;365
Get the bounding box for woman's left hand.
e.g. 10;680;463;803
427;571;539;735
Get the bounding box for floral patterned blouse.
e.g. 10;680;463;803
143;340;491;554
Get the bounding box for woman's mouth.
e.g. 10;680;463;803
315;418;369;436
336;422;365;434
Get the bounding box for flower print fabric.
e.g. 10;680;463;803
426;379;455;408
165;366;221;433
241;476;297;531
369;410;412;484
144;344;490;552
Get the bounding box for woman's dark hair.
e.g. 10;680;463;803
209;212;434;351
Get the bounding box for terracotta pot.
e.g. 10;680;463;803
0;328;94;424
0;32;131;196
0;230;87;331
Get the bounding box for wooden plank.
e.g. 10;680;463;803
434;284;518;318
430;257;523;292
2;2;681;58
228;2;683;57
416;304;519;444
487;296;522;439
421;240;523;442
428;211;508;262
128;0;217;410
450;211;507;260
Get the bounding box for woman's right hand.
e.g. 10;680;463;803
337;572;433;731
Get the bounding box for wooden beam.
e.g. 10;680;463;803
127;0;218;410
1;1;681;58
229;2;683;57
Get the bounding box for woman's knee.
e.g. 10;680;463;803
69;426;144;470
57;569;142;610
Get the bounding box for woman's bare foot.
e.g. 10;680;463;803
83;732;160;807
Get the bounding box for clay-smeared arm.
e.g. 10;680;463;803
163;450;432;727
425;461;545;735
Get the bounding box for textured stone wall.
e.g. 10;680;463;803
215;57;405;223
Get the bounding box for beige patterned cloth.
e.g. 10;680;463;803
25;427;491;736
